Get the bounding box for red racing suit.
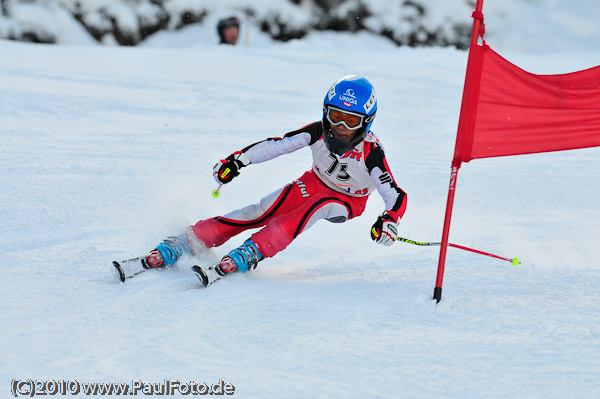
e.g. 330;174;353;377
191;121;407;258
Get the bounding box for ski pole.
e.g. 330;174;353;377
212;184;222;198
396;236;520;266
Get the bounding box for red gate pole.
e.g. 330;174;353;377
434;165;460;302
434;0;485;303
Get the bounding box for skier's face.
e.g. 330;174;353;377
330;123;359;142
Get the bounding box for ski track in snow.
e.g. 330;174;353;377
1;38;599;398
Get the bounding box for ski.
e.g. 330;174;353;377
112;256;149;282
114;249;225;286
191;265;226;287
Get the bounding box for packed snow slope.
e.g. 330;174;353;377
1;32;599;398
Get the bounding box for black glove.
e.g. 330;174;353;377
213;152;250;184
370;211;398;246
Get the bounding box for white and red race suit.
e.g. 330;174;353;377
191;121;407;258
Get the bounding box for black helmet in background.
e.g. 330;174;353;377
217;16;240;45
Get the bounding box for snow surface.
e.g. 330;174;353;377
1;26;600;399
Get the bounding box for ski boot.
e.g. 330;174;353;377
114;230;207;282
143;234;193;269
192;239;263;287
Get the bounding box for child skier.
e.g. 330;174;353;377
117;75;407;285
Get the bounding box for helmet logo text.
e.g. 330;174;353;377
339;95;357;106
339;88;358;107
328;86;336;101
363;89;376;114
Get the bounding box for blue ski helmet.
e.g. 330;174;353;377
322;75;377;155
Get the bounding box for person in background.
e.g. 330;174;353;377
217;16;240;45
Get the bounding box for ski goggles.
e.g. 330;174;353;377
325;107;365;130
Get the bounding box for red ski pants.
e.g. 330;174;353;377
190;170;368;258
